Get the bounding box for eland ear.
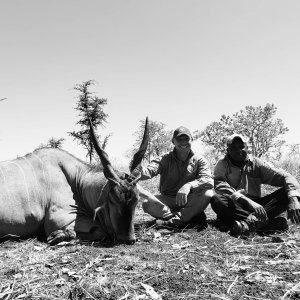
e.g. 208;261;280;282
93;203;107;221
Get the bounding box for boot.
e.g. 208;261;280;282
258;214;289;233
231;220;250;235
155;218;180;229
231;214;269;236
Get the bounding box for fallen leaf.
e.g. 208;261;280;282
13;273;22;279
55;278;66;286
140;283;162;300
56;241;71;246
172;242;191;249
245;271;278;284
215;270;225;277
61;267;70;273
33;245;43;251
95;266;104;272
238;265;251;273
97;274;109;285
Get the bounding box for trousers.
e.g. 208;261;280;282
210;188;289;226
142;189;212;226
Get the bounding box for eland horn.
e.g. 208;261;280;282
88;119;120;183
130;117;149;174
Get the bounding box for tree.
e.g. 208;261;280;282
47;137;65;149
196;103;288;158
195;114;234;156
36;137;65;150
133;119;173;163
68;80;109;163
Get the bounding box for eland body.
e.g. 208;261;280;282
0;119;149;244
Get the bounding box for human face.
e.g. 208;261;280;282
173;135;191;154
227;139;248;162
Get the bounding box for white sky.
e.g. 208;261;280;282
1;0;300;164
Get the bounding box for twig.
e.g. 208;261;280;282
226;275;239;294
228;243;277;248
21;277;43;286
80;285;97;300
245;270;260;279
209;294;231;300
281;281;300;299
143;273;165;282
166;252;188;262
118;292;130;300
243;295;272;299
6;277;16;300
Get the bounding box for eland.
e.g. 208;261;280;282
0;118;149;244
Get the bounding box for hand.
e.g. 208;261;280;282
161;206;175;220
247;199;268;222
288;196;300;224
176;184;191;207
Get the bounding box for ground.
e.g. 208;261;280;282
1;203;300;300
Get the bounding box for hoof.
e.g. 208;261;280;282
47;229;76;244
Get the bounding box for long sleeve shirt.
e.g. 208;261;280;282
140;149;213;197
214;155;300;201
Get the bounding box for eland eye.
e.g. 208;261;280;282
123;191;132;201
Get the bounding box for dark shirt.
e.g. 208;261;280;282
214;155;300;200
141;149;213;197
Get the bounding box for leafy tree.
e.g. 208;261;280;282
196;103;288;158
36;137;65;150
68;80;109;163
47;137;65;149
133;119;173;163
195;114;234;156
277;144;300;182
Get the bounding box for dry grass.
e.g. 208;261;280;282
1;201;300;300
1;171;300;300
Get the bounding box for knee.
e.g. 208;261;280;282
209;193;223;209
204;189;215;201
142;200;151;213
142;199;171;219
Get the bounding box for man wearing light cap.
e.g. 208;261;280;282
210;133;300;235
138;126;214;228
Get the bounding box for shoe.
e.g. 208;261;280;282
144;219;157;227
231;220;250;236
155;219;179;228
259;216;289;233
231;213;269;236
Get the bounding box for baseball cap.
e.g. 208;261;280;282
173;126;192;140
226;134;248;146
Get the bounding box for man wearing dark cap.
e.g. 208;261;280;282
138;126;214;228
210;133;300;235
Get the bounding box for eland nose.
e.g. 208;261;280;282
124;237;136;245
118;237;136;245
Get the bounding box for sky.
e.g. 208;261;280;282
1;0;300;165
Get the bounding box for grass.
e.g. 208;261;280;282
1;202;300;300
1;162;300;300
